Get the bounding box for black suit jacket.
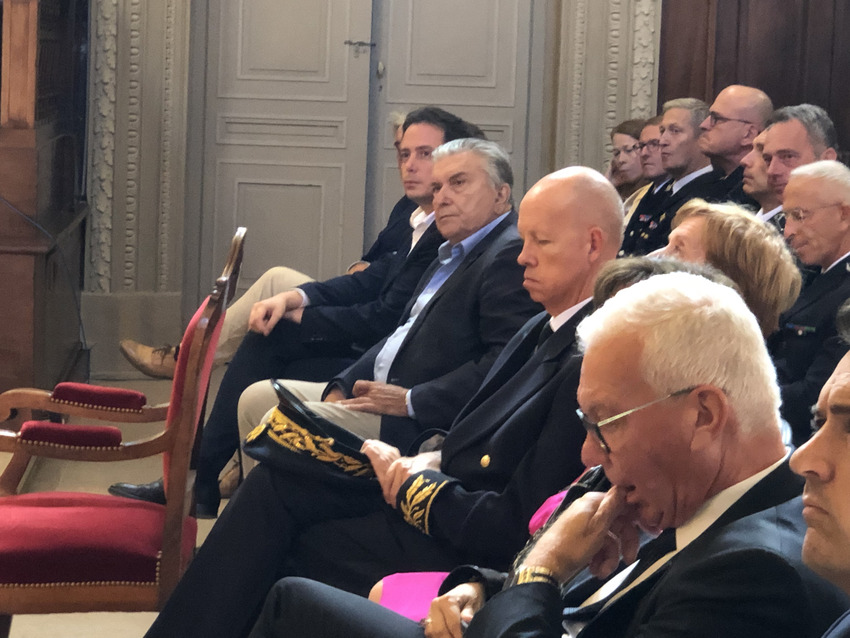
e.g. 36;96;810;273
768;255;850;445
466;462;850;638
393;308;590;568
360;195;419;263
296;221;444;353
620;168;729;256
332;212;542;448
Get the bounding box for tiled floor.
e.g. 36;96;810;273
5;370;227;638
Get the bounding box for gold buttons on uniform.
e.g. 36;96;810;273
480;454;491;468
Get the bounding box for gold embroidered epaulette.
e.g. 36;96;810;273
399;473;449;535
246;408;374;478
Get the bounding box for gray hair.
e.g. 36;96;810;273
767;104;838;154
662;98;710;132
577;272;781;434
432;138;514;191
790;159;850;198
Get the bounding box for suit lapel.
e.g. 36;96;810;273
783;257;850;320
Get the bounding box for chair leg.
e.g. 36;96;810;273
0;450;32;496
0;613;11;638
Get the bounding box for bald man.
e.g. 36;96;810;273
699;84;773;207
144;168;625;638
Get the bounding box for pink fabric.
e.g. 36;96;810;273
0;492;196;585
19;421;122;448
378;572;450;621
527;490;567;534
51;382;147;412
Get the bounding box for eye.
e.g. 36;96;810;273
417;148;432;160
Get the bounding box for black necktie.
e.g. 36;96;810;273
536;323;554;349
618;528;676;590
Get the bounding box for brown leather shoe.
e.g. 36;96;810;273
119;339;177;379
219;459;243;499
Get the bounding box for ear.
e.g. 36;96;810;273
495;183;511;206
741;124;759;146
689;385;729;452
587;227;604;263
821;147;838;161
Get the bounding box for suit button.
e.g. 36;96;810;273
480;455;491;468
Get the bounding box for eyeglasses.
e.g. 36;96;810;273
576;387;697;453
637;139;661;151
708;111;752;127
782;202;843;223
612;144;640;159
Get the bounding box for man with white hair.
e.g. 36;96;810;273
250;273;849;638
769;160;850;445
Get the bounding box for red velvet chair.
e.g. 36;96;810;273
0;228;245;637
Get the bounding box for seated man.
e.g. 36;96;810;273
140;166;624;638
769;160;850;445
249;272;849;638
120;111;418;378
109;106;481;509
790;301;850;637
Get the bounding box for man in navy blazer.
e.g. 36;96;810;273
791;323;850;638
142;167;624;638
247;273;848;638
769;160;850;445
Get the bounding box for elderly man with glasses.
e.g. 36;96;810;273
768;159;850;446
243;272;848;638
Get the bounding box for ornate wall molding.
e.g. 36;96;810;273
157;0;177;290
123;0;142;290
630;0;661;119
87;0;118;293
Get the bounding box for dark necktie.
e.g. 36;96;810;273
536;322;554;350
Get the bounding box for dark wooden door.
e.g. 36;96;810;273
659;0;850;159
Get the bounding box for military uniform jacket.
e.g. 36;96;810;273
768;254;850;445
332;212;542;449
394;308;589;569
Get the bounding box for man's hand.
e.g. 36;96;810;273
523;486;640;583
376;449;441;506
360;439;401;487
323;387;347;403
248;291;303;335
283;306;304;324
422;582;484;638
338;380;410;416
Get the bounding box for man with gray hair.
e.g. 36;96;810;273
768;159;850;445
620;98;730;256
420;272;847;638
143;165;625;638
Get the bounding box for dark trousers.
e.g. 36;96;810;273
195;321;357;497
247;577;425;638
145;465;461;638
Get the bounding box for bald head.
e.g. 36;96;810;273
517;167;623;315
699;85;774;174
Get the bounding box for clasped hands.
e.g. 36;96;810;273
360;439;441;506
418;487;641;638
248;291;305;334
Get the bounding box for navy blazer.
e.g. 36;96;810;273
331;212;542;449
768;255;850;445
466;462;849;638
360;195;419;263
296;221;444;353
394;308;590;568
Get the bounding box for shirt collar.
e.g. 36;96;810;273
549;298;592;333
437;211;510;264
824;250;850;273
757;205;782;222
671;164;714;194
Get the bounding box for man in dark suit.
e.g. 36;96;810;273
698;84;773;209
620;98;730;256
250;273;847;638
790;339;850;638
109;106;482;511
141;166;624;638
769;160;850;446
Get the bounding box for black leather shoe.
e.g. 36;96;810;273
108;477;166;505
193;478;221;519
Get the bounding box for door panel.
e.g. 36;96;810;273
204;0;372;294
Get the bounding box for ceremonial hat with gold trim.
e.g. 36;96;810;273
243;380;376;482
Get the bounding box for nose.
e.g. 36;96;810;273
789;427;833;482
517;242;534;267
699;116;711;132
580;433;606;468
